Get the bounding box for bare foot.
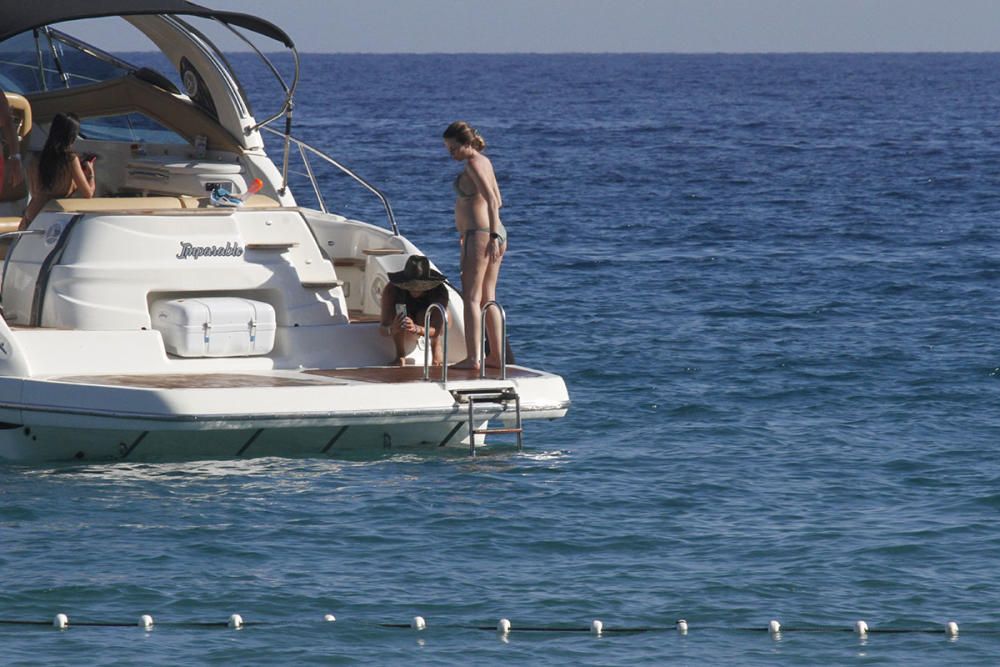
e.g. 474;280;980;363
451;358;480;370
394;356;407;367
484;355;504;369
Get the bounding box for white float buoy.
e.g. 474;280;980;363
497;618;511;634
139;614;154;630
768;619;781;636
411;616;426;631
946;621;959;637
676;619;688;635
323;614;336;623
228;613;244;629
855;620;869;636
53;613;68;629
590;619;603;635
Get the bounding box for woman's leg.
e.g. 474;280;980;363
482;244;504;368
454;232;489;369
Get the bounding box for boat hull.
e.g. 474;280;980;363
0;365;569;463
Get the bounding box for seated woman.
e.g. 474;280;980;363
19;112;95;230
379;255;449;366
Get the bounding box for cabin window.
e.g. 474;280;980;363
80;113;186;145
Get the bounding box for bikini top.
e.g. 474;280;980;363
453;171;476;199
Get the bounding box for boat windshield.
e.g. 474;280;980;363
0;28;141;94
0;27;189;145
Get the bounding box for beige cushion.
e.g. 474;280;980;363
42;193;280;213
44;196;188;212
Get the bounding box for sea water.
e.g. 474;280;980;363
3;53;1000;664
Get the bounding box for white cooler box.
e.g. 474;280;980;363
152;297;276;357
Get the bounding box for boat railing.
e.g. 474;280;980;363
479;301;508;380
260;125;398;236
422;303;449;384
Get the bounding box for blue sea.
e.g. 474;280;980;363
4;52;1000;664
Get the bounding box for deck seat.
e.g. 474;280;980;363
39;193;280;214
44;196;190;212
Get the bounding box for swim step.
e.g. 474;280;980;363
452;387;523;455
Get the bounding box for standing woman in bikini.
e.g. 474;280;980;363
443;121;507;370
19;112;95;230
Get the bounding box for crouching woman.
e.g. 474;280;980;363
380;255;449;366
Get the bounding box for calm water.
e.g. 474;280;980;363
4;53;1000;664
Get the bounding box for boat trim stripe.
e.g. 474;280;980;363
0;400;570;425
437;422;464;447
320;425;349;453
237;429;264;455
121;430;149;458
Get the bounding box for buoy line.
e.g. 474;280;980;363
0;614;968;638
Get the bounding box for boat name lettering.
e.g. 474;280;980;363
176;241;245;260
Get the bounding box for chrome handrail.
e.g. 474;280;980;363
219;21;300;132
422;303;449;384
260;125;399;236
479;301;507;380
0;230;43;241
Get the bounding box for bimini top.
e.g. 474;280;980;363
0;0;294;47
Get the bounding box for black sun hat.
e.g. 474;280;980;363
388;255;447;291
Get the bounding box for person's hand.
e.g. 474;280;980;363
401;316;419;334
390;312;406;334
486;237;504;262
82;158;95;180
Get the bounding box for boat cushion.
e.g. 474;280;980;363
42;194;279;213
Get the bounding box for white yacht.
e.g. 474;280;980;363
0;1;569;462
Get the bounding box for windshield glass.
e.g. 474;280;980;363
0;29;135;94
80;113;186;144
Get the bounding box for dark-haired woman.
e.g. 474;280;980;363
19;113;95;230
443;121;507;370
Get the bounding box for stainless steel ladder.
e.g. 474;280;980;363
427;300;523;455
457;387;523;456
468;301;522;454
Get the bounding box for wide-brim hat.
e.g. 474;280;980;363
388;255;447;291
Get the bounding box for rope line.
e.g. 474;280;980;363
0;614;975;637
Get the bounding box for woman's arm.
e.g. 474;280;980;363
69;154;96;198
465;156;502;233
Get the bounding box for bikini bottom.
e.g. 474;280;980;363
463;226;506;260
